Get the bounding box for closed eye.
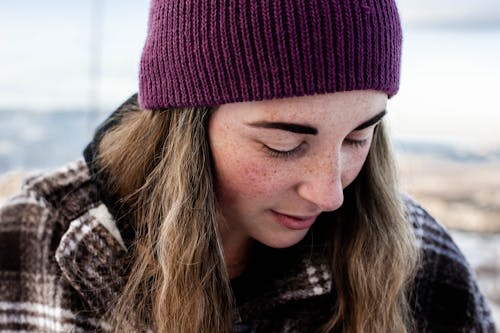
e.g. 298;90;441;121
344;138;369;148
263;143;304;158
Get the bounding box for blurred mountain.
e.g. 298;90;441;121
398;0;500;27
394;140;500;164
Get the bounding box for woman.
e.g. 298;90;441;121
0;0;495;332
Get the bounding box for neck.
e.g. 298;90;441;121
219;224;253;279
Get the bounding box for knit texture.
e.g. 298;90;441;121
139;0;403;109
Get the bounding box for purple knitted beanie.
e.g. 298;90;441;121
139;0;402;109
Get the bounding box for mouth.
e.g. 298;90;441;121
271;210;319;230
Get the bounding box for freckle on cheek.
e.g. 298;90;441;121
242;168;263;185
231;162;272;196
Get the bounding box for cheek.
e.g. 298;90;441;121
341;147;371;188
208;116;289;207
212;149;287;206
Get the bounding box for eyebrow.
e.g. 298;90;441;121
246;109;387;135
247;121;318;135
354;110;386;131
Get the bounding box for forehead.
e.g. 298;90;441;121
215;90;387;124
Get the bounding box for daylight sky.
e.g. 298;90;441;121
398;0;500;25
0;0;149;111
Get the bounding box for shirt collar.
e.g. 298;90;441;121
55;203;128;314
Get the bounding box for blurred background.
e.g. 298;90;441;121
0;0;499;328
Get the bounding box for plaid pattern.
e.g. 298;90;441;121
0;160;496;332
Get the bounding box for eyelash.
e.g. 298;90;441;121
264;138;369;158
264;145;303;158
344;138;369;148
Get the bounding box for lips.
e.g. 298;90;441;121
271;210;319;230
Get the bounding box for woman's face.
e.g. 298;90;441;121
208;90;387;249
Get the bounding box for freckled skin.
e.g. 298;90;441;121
208;90;387;271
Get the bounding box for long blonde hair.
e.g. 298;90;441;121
96;100;419;332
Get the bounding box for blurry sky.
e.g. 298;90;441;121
1;0;499;149
398;0;500;26
0;0;149;111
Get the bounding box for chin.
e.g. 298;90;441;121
257;230;309;249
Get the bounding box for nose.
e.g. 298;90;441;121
296;153;344;212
